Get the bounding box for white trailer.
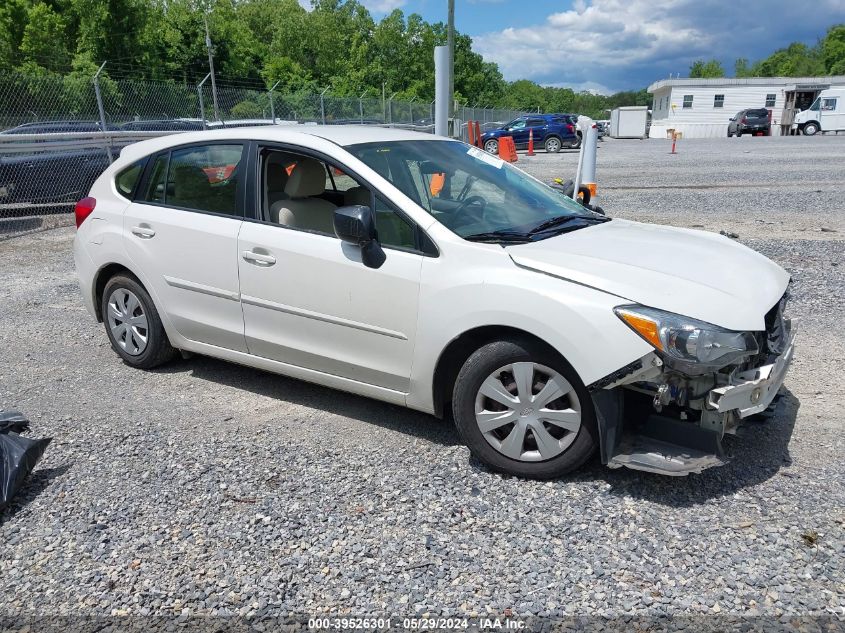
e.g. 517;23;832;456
609;106;649;139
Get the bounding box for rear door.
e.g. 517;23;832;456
524;117;548;146
123;142;247;352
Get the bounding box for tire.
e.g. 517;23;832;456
736;128;742;137
483;139;499;154
451;338;598;479
101;274;176;369
544;136;562;153
803;122;819;136
727;129;733;137
569;133;582;150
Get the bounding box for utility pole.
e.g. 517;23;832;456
447;0;455;136
204;13;220;122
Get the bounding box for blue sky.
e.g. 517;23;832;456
357;0;845;93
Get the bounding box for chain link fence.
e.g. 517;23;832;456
0;69;525;239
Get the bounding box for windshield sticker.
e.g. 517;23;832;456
467;146;503;169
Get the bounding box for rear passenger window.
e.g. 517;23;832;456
167;144;243;215
115;160;145;199
142;144;243;216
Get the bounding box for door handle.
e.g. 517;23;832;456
242;250;276;266
131;225;156;239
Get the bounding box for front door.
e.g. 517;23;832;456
237;146;423;393
123;142;247;352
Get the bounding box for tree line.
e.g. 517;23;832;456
1;0;843;120
690;25;845;78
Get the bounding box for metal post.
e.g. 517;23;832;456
434;46;449;137
197;73;211;130
409;97;416;124
359;90;367;124
388;91;399;125
203;15;220;122
447;0;455;135
320;86;330;124
269;81;280;123
92;61;113;163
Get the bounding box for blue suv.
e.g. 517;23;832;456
480;114;579;154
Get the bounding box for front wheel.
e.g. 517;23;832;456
803;122;819;136
102;274;176;369
452;339;598;479
483;139;499;154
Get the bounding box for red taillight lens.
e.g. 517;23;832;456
567;123;574;133
75;197;96;228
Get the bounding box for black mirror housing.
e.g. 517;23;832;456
334;205;377;246
333;204;385;269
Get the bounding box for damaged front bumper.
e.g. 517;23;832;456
594;320;796;476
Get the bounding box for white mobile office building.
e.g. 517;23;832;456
648;76;845;138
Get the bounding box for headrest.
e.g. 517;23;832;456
266;155;289;192
344;186;371;207
284;158;325;197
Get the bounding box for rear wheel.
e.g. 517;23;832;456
102;274;176;369
452;339;597;479
544;136;562;153
483;139;499;154
803;122;819;136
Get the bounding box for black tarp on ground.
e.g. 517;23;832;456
1;410;51;512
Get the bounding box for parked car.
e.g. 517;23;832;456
74;126;794;479
480;114;579;154
120;119;205;132
792;88;845;136
1;120;104;135
0;147;114;205
727;109;771;137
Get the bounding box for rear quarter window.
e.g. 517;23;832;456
115;160;145;199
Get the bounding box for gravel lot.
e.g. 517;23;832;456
1;135;843;627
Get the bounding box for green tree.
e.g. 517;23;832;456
821;24;845;74
19;3;72;72
689;59;725;78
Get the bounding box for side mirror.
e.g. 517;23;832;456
333;205;386;269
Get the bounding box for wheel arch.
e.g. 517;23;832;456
92;262;141;322
431;325;572;419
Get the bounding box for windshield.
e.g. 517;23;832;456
809;97;820;111
347;139;594;239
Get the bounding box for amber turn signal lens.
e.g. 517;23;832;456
617;310;663;351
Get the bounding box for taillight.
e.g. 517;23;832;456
567;123;574;133
75;197;96;228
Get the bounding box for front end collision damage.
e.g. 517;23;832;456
589;311;795;477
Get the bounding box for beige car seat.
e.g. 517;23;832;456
270;158;336;233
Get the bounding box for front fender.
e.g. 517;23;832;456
407;251;652;413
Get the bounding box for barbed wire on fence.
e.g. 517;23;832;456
0;66;527;239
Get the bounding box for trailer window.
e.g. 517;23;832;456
683;95;693;108
714;94;724;108
765;94;776;107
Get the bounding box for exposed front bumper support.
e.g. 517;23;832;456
707;324;795;418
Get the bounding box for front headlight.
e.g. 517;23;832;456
614;305;759;371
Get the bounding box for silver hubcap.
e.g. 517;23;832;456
547;138;560;152
485;140;498;154
474;362;581;462
107;288;148;356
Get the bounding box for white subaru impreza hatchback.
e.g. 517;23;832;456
74;126;794;478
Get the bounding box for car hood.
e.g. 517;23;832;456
506;219;789;331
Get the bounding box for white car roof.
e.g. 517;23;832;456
118;125;443;163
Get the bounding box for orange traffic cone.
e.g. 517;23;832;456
527;129;535;156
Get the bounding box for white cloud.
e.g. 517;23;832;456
359;0;406;13
472;0;845;92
